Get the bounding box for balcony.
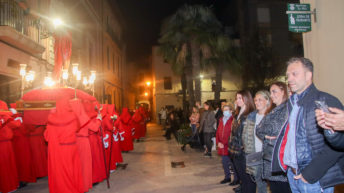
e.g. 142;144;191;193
0;0;45;55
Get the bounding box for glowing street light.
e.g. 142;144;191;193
53;18;63;28
146;81;151;86
19;64;27;77
19;64;27;98
89;71;96;83
144;92;148;96
25;71;35;82
89;71;96;96
76;71;82;81
83;76;89;86
44;76;55;87
62;69;69;80
72;63;79;76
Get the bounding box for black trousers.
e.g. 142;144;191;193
232;153;256;193
165;127;178;140
203;132;213;153
269;180;292;193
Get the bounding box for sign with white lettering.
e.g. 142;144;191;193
287;4;312;33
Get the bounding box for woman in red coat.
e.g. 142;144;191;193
116;108;133;152
44;99;84;193
0;100;20;193
216;104;234;184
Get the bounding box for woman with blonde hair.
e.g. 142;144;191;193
242;90;272;193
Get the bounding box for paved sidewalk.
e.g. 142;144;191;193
17;123;235;193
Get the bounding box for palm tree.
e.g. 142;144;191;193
159;5;222;107
203;35;241;103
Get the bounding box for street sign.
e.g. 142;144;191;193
287;3;312;33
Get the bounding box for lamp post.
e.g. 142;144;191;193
89;71;96;96
44;72;55;87
62;69;68;86
19;64;27;98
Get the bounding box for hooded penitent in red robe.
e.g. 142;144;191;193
101;105;123;171
86;102;106;184
115;108;133;151
130;109;143;140
138;107;148;138
9;106;36;183
0;101;19;193
44;99;84;193
27;124;48;178
72;100;93;192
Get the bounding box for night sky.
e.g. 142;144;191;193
117;0;235;66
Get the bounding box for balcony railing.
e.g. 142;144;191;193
0;0;41;43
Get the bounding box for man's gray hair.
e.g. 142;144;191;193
287;57;314;74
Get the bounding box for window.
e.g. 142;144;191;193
257;7;270;24
164;77;172;90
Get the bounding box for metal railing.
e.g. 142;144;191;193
0;0;41;43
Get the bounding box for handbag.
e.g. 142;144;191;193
246;151;263;167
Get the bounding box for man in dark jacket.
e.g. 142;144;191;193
271;57;344;193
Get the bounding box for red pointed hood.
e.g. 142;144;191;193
48;98;75;125
0;100;8;111
131;109;142;122
120;107;131;124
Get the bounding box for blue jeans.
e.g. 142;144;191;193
287;168;334;193
191;124;197;135
221;155;231;180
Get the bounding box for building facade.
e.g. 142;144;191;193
0;0;131;109
152;46;241;123
300;0;344;102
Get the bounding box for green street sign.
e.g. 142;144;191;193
287;3;312;33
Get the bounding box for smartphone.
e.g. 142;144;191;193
315;100;330;113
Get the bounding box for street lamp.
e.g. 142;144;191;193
146;81;151;87
53;18;63;28
144;92;148;97
19;64;27;98
83;76;89;86
89;71;96;96
72;63;79;76
44;72;55;87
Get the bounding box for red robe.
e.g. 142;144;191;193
116;108;133;151
138;107;147;138
0;104;19;193
11;114;36;183
27;124;48;178
72;100;93;192
44;99;84;193
102;105;123;171
131;110;143;140
86;102;106;184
